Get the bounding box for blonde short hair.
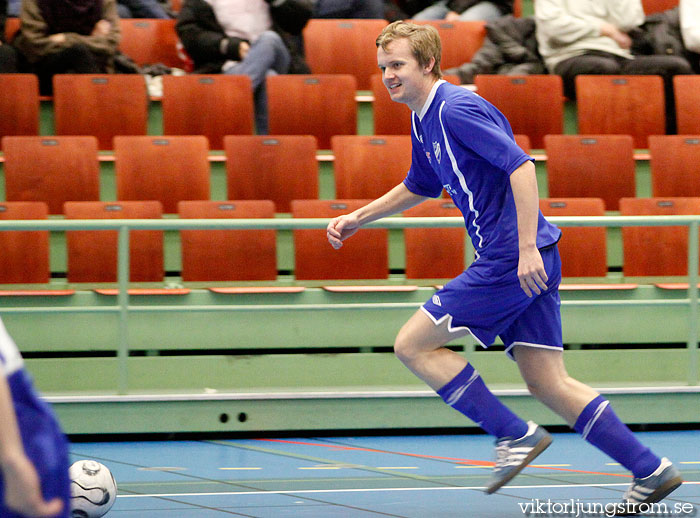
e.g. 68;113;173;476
376;21;443;79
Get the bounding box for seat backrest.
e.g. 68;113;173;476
413;21;486;69
0;202;49;284
539;198;608;277
673;75;700;135
267;75;357;150
403;199;465;279
0;74;39;138
514;134;531;155
513;0;522;16
118;18;184;68
162;75;254;149
575;75;665;148
544;134;635;210
178;200;277;282
224;135;318;213
649;136;700;198
332;135;412;199
114;136;210;214
303;19;388;90
2;136;100;214
4;17;20;41
291;199;387;280
641;0;678;14
475;75;564;149
53;74;148;150
370;74;460;135
64;201;164;282
620;197;700;277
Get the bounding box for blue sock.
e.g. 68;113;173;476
437;364;529;439
574;395;661;478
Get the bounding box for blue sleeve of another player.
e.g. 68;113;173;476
403;115;444;198
443;101;533;175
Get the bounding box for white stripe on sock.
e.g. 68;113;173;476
581;400;609;440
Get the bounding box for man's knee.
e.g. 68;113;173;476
256;31;285;51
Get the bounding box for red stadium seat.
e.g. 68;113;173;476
649;136;700;197
2;136;100;214
0;202;50;284
0;74;39;138
641;0;678;14
673;75;700;135
178;200;277;282
413;21;486;70
64;201;164;283
118;18;184;68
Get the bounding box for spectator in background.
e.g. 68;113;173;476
0;0;19;72
680;0;700;71
176;0;312;134
117;0;171;19
311;0;384;18
13;0;120;94
534;0;691;132
411;0;514;22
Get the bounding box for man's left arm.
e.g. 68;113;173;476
510;160;548;297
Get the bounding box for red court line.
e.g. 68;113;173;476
256;438;632;478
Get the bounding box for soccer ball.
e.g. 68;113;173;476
69;460;117;518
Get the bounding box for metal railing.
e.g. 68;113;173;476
0;215;697;391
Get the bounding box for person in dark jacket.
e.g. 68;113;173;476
0;0;19;72
411;0;513;21
176;0;311;133
444;15;545;84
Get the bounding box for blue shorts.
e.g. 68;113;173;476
421;244;563;360
0;369;70;518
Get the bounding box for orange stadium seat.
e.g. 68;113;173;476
303;19;388;90
3;17;20;41
162;75;254;149
620;197;700;277
0;74;39;138
649;136;700;197
0;202;50;284
332;135;412;199
118;19;184;68
178;200;277;282
539;198;608;278
514;134;531;154
115;136;210;214
64;201;164;283
403;199;465;279
575;75;665;148
2;136;100;214
641;0;678;14
413;21;486;70
225;135;318;213
475;75;564;149
673;75;700;135
267;74;357;149
513;0;522;17
545;135;636;210
291;199;387;280
53;74;148;150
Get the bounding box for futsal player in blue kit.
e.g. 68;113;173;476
0;317;70;518
326;20;683;511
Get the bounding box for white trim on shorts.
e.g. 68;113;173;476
420;306;488;348
504;340;564;360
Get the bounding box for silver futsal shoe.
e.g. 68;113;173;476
616;457;683;516
485;420;552;494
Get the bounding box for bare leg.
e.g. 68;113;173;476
393;309;471;391
512;345;599;426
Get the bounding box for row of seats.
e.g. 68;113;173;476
2;73;699;150
2;134;698;215
0;196;697;286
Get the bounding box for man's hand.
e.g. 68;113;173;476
326;214;361;249
92;19;111;37
445;10;461;21
517;246;548;297
49;33;66;43
239;41;250;60
1;453;64;517
600;21;632;49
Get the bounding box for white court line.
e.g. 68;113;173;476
117;481;699;499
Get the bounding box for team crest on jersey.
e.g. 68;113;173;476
432;141;441;164
432;294;442;306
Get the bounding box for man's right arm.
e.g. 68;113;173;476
327;183;427;249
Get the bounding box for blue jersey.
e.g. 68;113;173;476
403;80;561;261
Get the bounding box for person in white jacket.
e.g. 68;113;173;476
680;0;700;70
534;0;691;131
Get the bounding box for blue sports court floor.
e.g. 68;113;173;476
69;429;699;517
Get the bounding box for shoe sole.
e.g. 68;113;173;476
614;475;684;516
485;433;553;495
